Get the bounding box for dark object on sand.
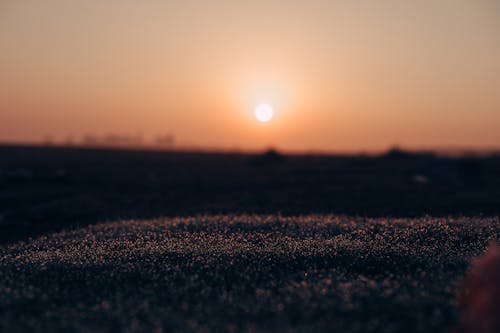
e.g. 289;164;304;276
455;243;500;333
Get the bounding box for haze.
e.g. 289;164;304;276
1;0;499;152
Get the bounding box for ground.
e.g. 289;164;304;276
1;145;500;244
1;215;498;332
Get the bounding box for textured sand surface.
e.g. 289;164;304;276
1;215;498;332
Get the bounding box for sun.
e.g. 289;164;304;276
254;103;274;123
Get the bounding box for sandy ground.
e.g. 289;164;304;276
1;215;498;332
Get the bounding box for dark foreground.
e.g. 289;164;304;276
1;145;500;244
1;215;498;332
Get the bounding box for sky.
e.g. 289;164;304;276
1;0;499;152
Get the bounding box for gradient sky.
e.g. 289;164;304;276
1;0;499;151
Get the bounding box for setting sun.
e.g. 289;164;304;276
254;103;274;123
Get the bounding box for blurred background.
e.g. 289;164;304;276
1;0;500;152
1;1;499;243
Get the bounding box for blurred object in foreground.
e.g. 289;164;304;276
455;243;500;333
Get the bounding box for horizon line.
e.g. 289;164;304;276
1;140;499;158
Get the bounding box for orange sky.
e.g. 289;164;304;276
1;0;499;152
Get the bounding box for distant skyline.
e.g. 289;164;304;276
1;0;500;152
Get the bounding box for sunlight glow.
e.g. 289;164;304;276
254;103;274;123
